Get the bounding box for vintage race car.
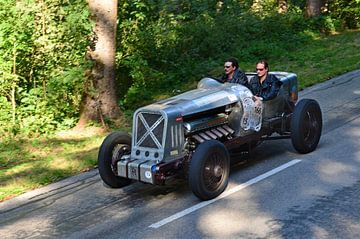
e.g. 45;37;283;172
98;72;322;200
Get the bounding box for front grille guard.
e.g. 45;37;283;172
132;111;168;162
135;112;165;149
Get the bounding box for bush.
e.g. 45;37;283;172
329;0;360;29
118;8;314;111
0;0;92;137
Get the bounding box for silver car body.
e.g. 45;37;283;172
118;72;298;184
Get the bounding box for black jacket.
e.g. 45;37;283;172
219;69;248;85
248;74;282;101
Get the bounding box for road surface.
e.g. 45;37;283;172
1;69;360;238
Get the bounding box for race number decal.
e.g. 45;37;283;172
240;97;253;130
240;96;262;131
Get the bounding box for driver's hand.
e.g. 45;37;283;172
252;96;263;101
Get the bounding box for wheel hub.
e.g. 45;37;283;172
111;145;129;173
213;165;223;178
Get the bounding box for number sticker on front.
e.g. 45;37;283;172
240;96;262;131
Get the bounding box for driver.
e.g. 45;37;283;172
219;57;248;85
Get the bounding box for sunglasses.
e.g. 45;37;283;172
224;65;232;68
256;68;265;71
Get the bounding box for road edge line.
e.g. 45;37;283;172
149;159;302;229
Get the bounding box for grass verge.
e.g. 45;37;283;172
0;129;106;201
273;29;360;90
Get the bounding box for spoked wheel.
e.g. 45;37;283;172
291;99;322;154
98;131;132;188
189;140;230;200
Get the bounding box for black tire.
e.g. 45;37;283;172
189;140;230;200
291;99;322;154
98;131;132;188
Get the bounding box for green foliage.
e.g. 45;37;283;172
0;97;13;137
0;0;359;138
0;0;92;137
116;1;312;110
329;0;360;29
116;0;360;112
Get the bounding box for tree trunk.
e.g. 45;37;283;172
77;0;121;128
306;0;323;17
11;83;16;125
12;44;17;126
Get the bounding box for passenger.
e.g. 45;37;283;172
248;60;282;103
219;57;248;85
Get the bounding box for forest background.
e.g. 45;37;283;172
0;0;360;201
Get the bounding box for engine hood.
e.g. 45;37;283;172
138;78;253;117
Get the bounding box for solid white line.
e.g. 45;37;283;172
149;159;301;229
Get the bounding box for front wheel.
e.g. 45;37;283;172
189;140;230;200
98;131;132;188
291;99;322;154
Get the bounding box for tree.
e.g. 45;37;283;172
0;0;34;128
77;0;121;128
306;0;323;17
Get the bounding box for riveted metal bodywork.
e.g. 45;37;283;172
115;72;299;185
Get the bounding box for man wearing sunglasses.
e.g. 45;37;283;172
219;57;248;85
248;60;282;102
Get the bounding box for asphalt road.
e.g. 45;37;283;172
1;69;360;239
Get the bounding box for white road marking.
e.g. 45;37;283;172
149;159;302;229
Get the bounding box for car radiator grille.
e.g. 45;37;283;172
135;112;165;149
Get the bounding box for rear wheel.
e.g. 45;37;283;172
98;132;132;188
189;140;230;200
291;99;322;154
